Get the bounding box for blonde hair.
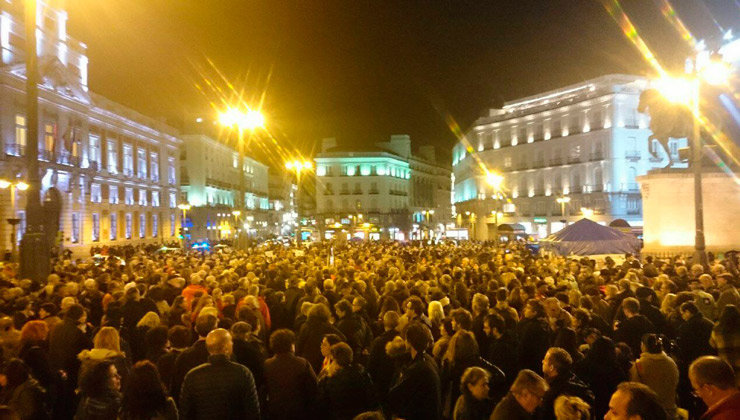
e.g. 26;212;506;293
428;301;444;325
136;311;161;329
93;327;121;352
554;395;591;420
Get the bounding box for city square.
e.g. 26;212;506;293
0;1;739;419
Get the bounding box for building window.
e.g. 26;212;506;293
90;183;101;203
137;148;147;179
169;192;176;208
88;134;101;169
107;140;118;173
152;214;158;237
42;123;55;160
10;115;27;156
168;157;176;184
170;214;176;237
139;189;148;206
125;213;132;239
110;213;117;240
139;214;146;238
71;213;80;243
78;176;86;203
150;152;159;182
92;213;100;242
151;191;160;207
504;156;512;168
123;144;134;176
125;187;134;205
109;186;119;204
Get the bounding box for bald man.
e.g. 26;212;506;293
180;328;260;420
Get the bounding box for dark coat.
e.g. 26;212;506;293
336;313;373;355
317;365;377;420
573;355;627;419
48;318;92;383
677;312;715;367
179;354;260;420
490;393;532;420
700;390;740;420
75;389;121;420
387;352;442;420
296;318;346;373
517;317;550;374
452;393;494;420
367;329;400;399
0;378;49;420
615;314;655;357
232;338;266;390
486;330;519;386
170;340;209;402
263;352;318;420
539;372;595;420
442;356;506;418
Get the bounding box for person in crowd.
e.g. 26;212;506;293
387;322;441;420
120;360;178;420
296;303;346;373
677;302;715;367
604;382;667;420
452;366;493;420
317;342;377;420
629;334;679;418
403;297;432;331
433;318;455;366
710;305;740;386
367;311;400;402
715;274;740;316
554;395;591;420
78;326;131;390
573;336;626;419
335;300;373;365
130;311;161;362
263;329;318;420
156;325;190;392
483;313;518;386
48;303;91;418
540;347;594;420
614;298;656;358
319;334;344;378
517;300;551;374
17;321;56;404
230;321;265;391
179;328;259;420
170;314;218;402
490;369;549;420
0;358;49;420
688;356;740;419
75;360;123;420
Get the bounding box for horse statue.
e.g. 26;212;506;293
637;89;693;168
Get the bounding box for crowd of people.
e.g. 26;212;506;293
0;240;739;420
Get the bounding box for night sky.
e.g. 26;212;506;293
64;0;739;167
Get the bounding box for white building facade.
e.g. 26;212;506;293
0;0;181;255
453;74;688;240
315;135;451;241
179;134;270;241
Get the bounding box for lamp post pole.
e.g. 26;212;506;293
690;80;707;267
20;0;50;282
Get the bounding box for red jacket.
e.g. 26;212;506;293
702;391;740;420
182;284;209;307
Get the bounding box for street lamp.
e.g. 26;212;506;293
652;55;730;267
218;106;265;249
0;179;28;261
285;160;313;245
556;195;571;223
485;171;504;243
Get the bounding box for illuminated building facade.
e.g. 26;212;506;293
453;74;688;240
0;0;181;255
179;134;269;241
314;135;451;240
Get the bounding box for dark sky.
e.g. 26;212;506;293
64;0;739;167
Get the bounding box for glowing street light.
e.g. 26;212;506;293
218;107;265;131
556;195;571;222
486;171;504;190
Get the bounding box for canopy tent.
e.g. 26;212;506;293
540;218;641;256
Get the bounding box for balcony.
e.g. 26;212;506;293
4;143;24;157
123;168;134;177
57;151;80;166
38;149;54;161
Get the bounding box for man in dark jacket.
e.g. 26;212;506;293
614;297;655;357
517;300;550;374
485;313;518;386
334;299;372;361
230;322;266;391
491;370;549;420
387;322;441;420
180;328;260;420
264;329;318;420
120;286;159;340
367;311;401;402
540;347;594;420
677;302;715;367
170;314;217;402
317;342;377;420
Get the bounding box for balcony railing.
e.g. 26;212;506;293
4;143;25;156
57;151;80;166
123;168;134;177
38;149;54;161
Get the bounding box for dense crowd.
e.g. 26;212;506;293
0;240;739;420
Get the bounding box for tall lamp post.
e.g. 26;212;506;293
1;179;29;261
285;160;313;245
486;171;504;243
19;0;50;282
652;56;730;266
556;195;571;223
218;107;265;249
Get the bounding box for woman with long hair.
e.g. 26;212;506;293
452;366;493;420
75;360;122;420
17;321;56;395
130;312;161;362
629;334;679;419
710;304;740;386
119;361;177;420
78;326;131;389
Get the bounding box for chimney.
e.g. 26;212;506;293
387;134;411;158
321;137;337;153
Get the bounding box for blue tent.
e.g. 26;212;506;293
540;218;641;256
